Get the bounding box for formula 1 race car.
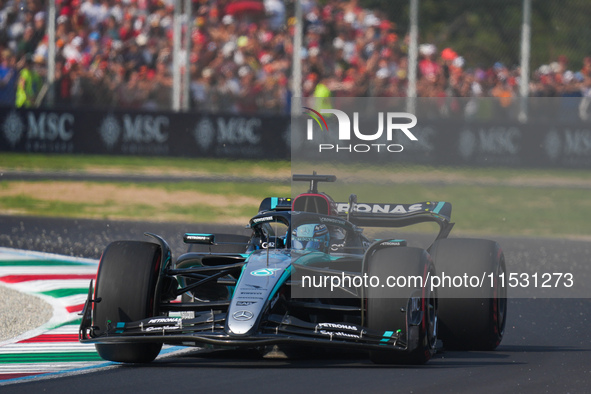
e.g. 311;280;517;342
79;173;507;365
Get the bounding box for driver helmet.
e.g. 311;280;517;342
292;223;330;253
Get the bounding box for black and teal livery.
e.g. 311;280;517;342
80;173;506;365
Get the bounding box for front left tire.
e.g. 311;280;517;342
365;247;437;364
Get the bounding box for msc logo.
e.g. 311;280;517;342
303;107;418;153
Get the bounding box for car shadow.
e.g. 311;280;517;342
116;346;545;369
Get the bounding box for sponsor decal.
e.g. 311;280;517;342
236;301;257;306
545;129;591;157
26;112;75;141
250;268;281;277
122;115;169;143
330;243;345;251
459;127;521;160
542;128;591;165
336;203;423;215
458;129;477;159
181;311;195;319
99;114;120;149
2;110;75;152
184;234;214;244
217;117;261;144
193;116;263;156
544;130;562;161
563;129;591;155
194;117;215;151
2;110;25;147
317;323;358;331
319;216;347;226
379;240;406;247
186;235;209;241
252;216;274;224
148;318;181;324
319;330;361;339
145;325;180;332
99;113;170;154
232;310;254;321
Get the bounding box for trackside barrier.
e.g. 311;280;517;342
1;106;590;168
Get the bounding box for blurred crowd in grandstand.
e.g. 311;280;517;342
1;0;590;114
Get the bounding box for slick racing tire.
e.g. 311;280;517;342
93;241;163;363
429;238;507;351
365;247;437;365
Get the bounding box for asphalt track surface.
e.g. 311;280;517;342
0;215;589;393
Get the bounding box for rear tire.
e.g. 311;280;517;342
429;238;507;350
93;241;163;363
365;247;437;365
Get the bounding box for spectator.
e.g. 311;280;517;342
30;11;46;50
15;54;41;107
264;0;286;31
235;67;261;114
149;59;173;110
0;49;17;105
80;0;108;31
1;0;591;114
118;69;146;109
491;79;513;108
54;58;72;106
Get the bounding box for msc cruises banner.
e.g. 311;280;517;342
1;105;591;168
0;107;290;160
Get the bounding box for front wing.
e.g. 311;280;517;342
79;306;417;353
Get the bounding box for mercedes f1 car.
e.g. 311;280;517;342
79;173;507;364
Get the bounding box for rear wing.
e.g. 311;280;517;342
336;200;454;240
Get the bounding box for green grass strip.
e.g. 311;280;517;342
0;153;289;175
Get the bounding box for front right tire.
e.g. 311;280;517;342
429;238;507;350
93;241;163;363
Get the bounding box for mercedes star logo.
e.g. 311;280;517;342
233;310;254;321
